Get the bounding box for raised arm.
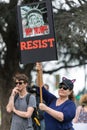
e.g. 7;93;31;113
6;87;19;113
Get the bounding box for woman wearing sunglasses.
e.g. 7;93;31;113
36;63;76;130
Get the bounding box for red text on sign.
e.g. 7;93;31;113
20;38;54;50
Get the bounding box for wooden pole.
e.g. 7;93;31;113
36;62;43;103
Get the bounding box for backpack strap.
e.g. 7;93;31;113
26;93;31;105
14;94;19;102
26;93;36;109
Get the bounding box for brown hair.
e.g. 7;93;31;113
13;73;29;83
69;91;75;101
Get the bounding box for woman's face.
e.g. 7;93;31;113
58;84;72;98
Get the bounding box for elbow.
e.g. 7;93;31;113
57;114;64;122
6;108;12;113
6;106;12;113
59;118;64;122
58;117;64;122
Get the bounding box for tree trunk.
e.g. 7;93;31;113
0;79;12;130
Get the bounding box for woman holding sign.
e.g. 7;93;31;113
36;62;76;130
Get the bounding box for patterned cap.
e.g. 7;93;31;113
60;77;76;90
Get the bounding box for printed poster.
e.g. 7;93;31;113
17;0;57;64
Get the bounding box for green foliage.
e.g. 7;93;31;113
53;1;87;66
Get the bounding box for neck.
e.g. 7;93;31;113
19;89;28;97
59;96;68;101
56;97;68;106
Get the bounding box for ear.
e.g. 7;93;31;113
71;79;76;83
62;77;67;80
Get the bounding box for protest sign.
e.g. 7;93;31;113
17;0;57;64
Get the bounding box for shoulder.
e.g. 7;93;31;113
27;93;36;107
29;94;36;98
27;93;36;101
77;105;82;109
66;99;76;105
76;105;82;112
64;100;76;108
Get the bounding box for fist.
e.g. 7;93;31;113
36;62;42;71
39;103;47;111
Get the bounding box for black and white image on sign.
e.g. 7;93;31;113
20;2;50;38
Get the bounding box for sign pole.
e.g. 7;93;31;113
36;62;43;103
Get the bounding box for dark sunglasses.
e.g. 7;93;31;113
15;82;25;85
59;85;69;90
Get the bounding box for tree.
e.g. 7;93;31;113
41;0;87;74
0;0;87;129
0;0;39;130
52;0;87;68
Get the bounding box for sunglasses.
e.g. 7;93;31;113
15;82;25;85
59;85;69;90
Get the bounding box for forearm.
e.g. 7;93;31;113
39;103;64;121
13;107;34;118
6;94;15;113
45;106;64;121
6;87;20;113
